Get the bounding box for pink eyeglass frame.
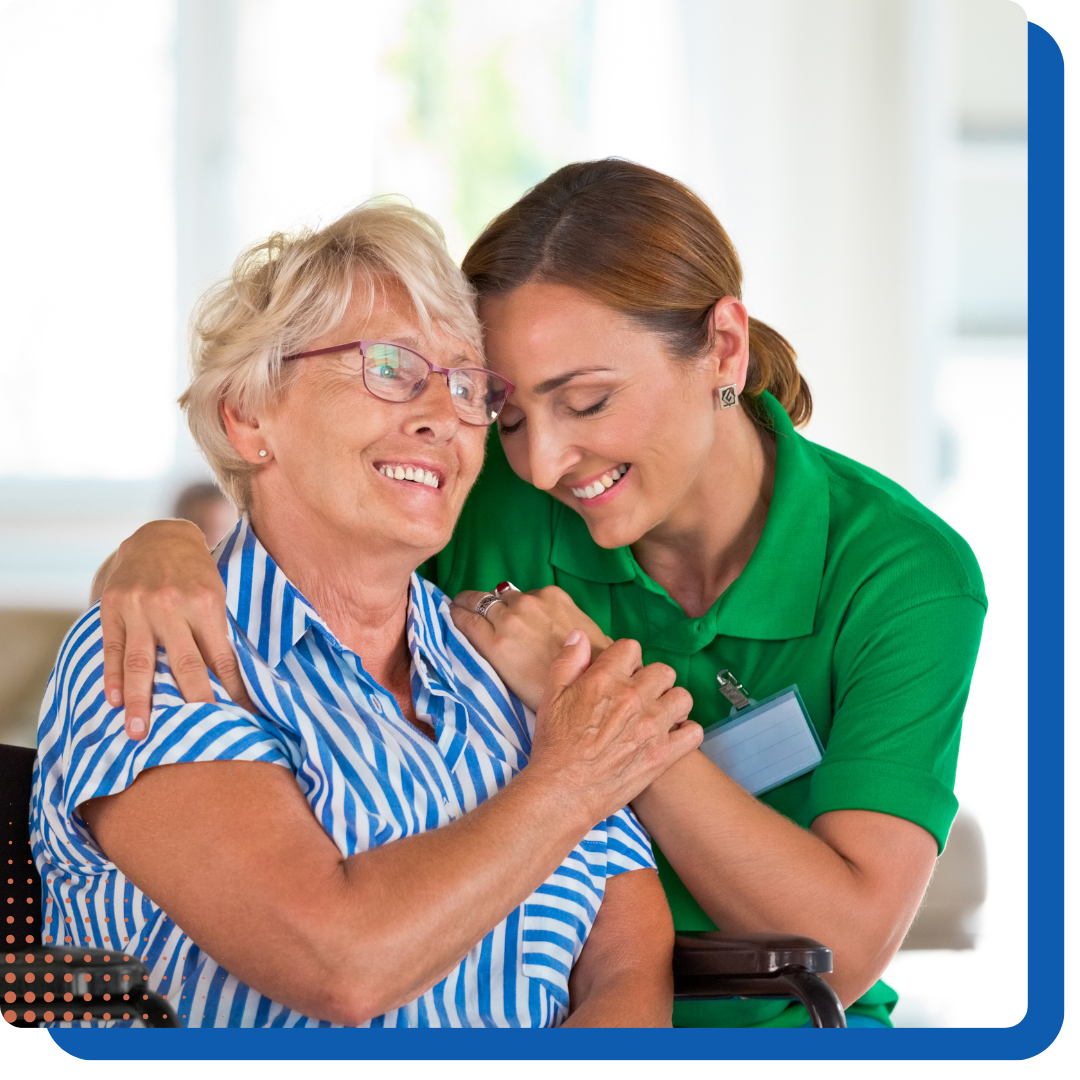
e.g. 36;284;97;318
281;339;515;425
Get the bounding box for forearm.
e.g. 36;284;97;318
632;753;932;1007
327;765;606;1019
635;754;856;933
307;640;696;1020
87;758;603;1026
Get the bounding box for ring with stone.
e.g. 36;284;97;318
474;592;506;618
494;581;520;595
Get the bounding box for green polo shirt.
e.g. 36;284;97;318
422;392;986;1027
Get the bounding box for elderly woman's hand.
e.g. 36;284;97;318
95;519;255;737
527;632;701;826
450;585;612;712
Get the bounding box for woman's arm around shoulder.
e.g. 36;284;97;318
93;518;256;734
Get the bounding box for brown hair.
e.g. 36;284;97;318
462;159;811;429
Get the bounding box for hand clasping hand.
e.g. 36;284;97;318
527;630;702;825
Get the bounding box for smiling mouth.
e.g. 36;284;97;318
376;463;442;489
571;463;630;501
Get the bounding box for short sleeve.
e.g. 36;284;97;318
807;592;986;852
34;609;293;876
595;806;657;877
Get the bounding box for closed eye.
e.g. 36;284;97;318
498;415;525;435
569;398;609;418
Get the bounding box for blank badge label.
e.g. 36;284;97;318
699;688;823;796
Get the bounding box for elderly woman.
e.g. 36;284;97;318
29;203;701;1028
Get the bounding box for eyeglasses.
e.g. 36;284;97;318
282;340;515;426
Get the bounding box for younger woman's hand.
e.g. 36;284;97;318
97;519;255;739
450;585;613;712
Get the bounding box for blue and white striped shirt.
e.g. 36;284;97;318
30;517;656;1027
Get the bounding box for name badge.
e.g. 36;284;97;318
698;670;824;797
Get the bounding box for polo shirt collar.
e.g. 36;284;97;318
549;391;829;641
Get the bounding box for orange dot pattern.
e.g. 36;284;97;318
5;744;175;1026
6;770;176;1027
3;947;173;1028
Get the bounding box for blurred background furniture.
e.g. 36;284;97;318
901;809;987;951
0;610;81;749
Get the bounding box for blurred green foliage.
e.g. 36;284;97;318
389;0;589;248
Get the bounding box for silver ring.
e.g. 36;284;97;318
474;592;506;618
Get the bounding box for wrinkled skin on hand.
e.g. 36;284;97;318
525;631;701;826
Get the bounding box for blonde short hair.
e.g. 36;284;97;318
180;200;483;510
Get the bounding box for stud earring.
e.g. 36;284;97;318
258;449;268;458
717;385;738;409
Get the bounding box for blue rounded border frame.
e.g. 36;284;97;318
47;21;1065;1063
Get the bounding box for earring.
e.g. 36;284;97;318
258;449;267;458
717;385;738;409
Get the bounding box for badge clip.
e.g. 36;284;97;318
716;668;752;711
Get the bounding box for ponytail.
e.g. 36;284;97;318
746;317;812;428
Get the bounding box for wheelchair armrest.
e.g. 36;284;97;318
674;931;833;977
3;947;180;1027
673;931;846;1028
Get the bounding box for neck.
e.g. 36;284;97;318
246;489;418;691
631;407;776;618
